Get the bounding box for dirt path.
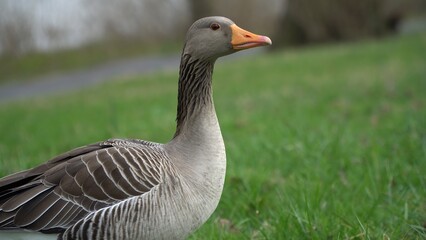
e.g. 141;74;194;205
0;49;263;103
0;54;180;103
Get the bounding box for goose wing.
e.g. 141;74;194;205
0;138;166;233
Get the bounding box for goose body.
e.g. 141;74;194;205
0;16;271;239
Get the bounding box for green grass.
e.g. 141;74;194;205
1;33;425;239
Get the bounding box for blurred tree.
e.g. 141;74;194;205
188;0;213;22
188;0;284;37
0;0;191;56
90;0;191;44
275;0;426;46
1;0;424;56
0;3;34;56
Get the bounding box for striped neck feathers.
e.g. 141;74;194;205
174;54;215;137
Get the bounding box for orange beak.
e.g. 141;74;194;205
231;24;272;50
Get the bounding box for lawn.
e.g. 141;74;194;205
0;33;425;239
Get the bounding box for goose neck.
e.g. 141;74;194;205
174;54;216;137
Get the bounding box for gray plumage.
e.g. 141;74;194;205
0;16;271;240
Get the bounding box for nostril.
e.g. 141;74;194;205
244;34;252;38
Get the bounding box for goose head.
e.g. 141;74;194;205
183;16;272;61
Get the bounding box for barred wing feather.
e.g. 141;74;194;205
0;139;166;233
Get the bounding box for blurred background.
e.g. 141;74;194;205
0;0;425;84
1;0;426;56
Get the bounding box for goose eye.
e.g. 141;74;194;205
210;23;220;31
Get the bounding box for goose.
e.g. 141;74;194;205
0;16;271;240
